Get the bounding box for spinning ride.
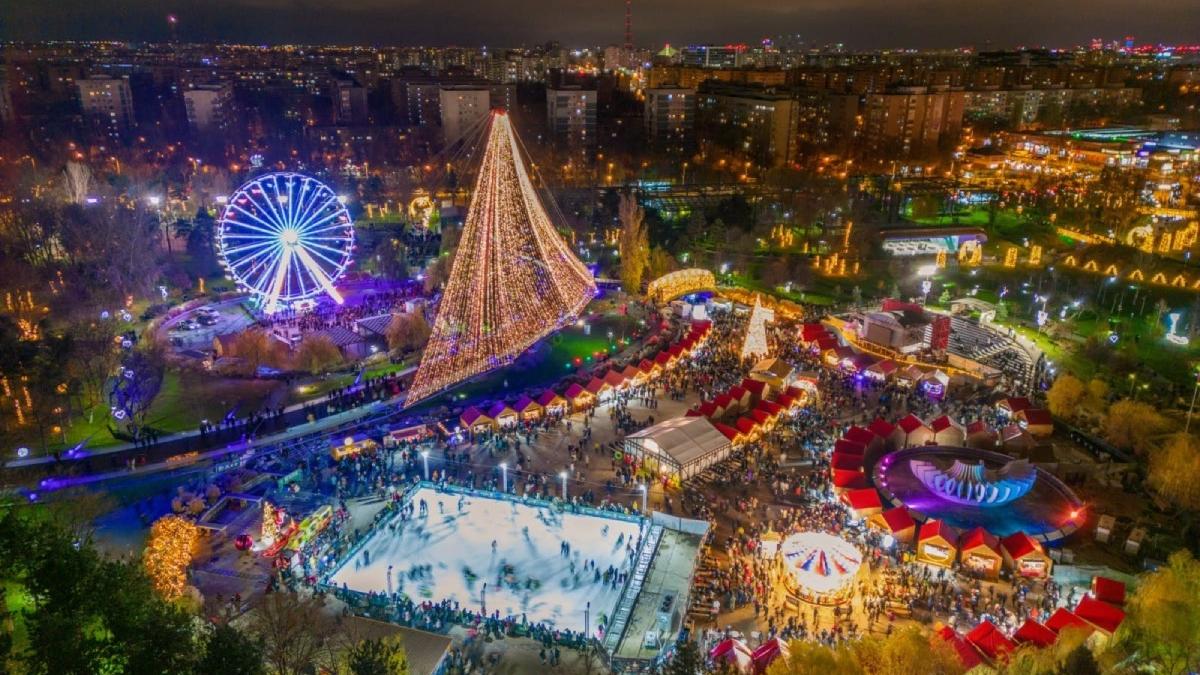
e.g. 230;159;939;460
217;172;355;314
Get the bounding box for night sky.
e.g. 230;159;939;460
4;0;1198;49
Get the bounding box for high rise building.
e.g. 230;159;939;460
182;83;234;133
696;83;799;167
331;78;368;125
862;85;964;158
0;66;13;128
546;86;596;153
644;86;696;154
680;45;749;69
439;85;491;144
76;74;135;139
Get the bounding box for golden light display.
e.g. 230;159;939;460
262;500;281;544
405;112;596;406
1004;247;1018;268
935;250;947;269
646;268;716;303
144;515;200;600
1029;245;1042;266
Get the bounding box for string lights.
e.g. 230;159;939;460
405;112;595;406
741;295;774;360
144;515;200;600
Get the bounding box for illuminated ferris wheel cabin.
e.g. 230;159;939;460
216;172;355;314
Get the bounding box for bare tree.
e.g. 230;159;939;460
61;161;93;205
251;591;334;675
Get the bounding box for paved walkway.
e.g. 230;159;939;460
6;365;417;473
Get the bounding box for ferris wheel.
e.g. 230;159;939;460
217;172;355;314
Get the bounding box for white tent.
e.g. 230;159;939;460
624;416;732;480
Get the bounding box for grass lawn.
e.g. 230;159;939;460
3;581;32;656
726;274;839;306
56;371;283;452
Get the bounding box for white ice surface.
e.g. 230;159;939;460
328;487;643;633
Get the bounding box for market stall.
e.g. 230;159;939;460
916;519;959;569
959;527;1003;580
1001;531;1053;579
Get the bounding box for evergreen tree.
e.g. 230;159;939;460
665;638;706;675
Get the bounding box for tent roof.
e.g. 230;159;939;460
1021;408;1053;425
714;422;741;442
460;406;488;425
1074;596;1125;635
1001;531;1042;559
741;378;768;396
845;426;875;445
897;414;927;433
834;438;866;455
1045;608;1092;635
487;402;515;418
626;416;731;469
832;470;868;489
919;519;958;545
537;390;565;406
880;506;915;533
966;420;991;435
1092;576;1126;605
1013;619;1057;648
965;620;1016;661
757;399;784;416
868;418;895;438
936;626;983;669
831;452;864;472
929;414;960;432
512;395;540;412
1002;396;1033;412
564;383;587;398
960;526;1000;554
844;488;882;510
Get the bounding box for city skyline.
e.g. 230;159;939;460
5;0;1200;50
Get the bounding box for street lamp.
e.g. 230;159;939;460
639;483;648;513
421;450;430;481
499;462;508;493
559;471;568;501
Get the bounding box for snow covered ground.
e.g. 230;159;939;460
329;487;644;633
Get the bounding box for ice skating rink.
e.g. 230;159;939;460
329;487;643;632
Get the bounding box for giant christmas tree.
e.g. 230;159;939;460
405;112;596;406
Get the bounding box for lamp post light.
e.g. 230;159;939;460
639;483;648;513
499;462;508;493
421;450;430;481
559;471;568;501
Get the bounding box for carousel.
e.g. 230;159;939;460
779;532;864;606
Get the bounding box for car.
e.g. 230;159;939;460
184;319;200;330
